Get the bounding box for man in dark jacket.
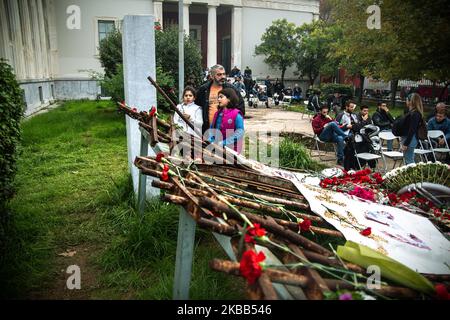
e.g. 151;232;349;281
195;64;245;134
373;102;395;150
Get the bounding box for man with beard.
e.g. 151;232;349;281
195;64;245;134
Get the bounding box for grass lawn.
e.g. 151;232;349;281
0;100;245;299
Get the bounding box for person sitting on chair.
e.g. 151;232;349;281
312;104;348;166
373;102;395;151
427;104;450;155
339;100;359;136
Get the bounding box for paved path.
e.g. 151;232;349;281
244;106;314;136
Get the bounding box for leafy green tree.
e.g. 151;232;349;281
329;0;450;104
155;26;203;90
98;24;203;112
295;20;340;86
255;19;298;85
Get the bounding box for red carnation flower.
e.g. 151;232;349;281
239;250;266;284
163;164;169;172
156;152;165;162
245;223;267;244
373;172;383;184
149;106;157;117
388;193;398;204
435;284;450;300
299;218;312;232
154;24;161;31
360;227;372;236
161;171;169;181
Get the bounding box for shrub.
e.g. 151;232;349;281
279;138;325;171
320;83;354;98
98;23;203;110
0;59;25;230
99;30;122;78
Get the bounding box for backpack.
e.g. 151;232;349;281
392;114;408;136
417;116;428;140
335;112;345;124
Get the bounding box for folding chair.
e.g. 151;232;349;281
427;130;450;162
354;151;382;170
311;134;337;161
414;139;433;162
378;131;404;171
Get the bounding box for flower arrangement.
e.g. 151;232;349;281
383;162;449;192
319;164;450;230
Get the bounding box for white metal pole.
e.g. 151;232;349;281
178;0;184;101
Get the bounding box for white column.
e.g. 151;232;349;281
122;15;159;197
45;0;59;78
207;4;217;67
36;0;49;78
7;0;26;79
231;6;242;70
19;0;35;79
30;0;43;78
153;0;163;28
183;1;190;36
0;0;12;62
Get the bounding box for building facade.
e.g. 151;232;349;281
0;0;319;115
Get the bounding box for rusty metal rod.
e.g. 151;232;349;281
209;259;309;287
199;197;331;256
323;279;420;299
273;217;343;238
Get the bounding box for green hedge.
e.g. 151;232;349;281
0;59;24;227
320;83;354;97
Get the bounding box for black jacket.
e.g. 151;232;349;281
372;109;395;131
195;81;245;133
404;110;422;146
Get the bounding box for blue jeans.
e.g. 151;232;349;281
319;122;347;161
380;130;393;151
401;135;417;164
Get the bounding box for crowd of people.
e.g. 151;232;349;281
311;94;449;169
173;64;449;167
175;64;246;154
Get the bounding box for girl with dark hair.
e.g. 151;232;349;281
173;86;203;137
209;87;245;154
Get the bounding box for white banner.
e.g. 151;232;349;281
236;155;450;274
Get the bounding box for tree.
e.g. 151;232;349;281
255;19;298;85
295;21;340;86
329;0;450;105
98;24;203;112
155;26;203;89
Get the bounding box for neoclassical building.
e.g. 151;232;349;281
0;0;319;115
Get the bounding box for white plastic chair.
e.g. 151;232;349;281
378;131;404;171
413;139;433;162
428;130;450;161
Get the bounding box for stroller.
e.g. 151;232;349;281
343;124;381;171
